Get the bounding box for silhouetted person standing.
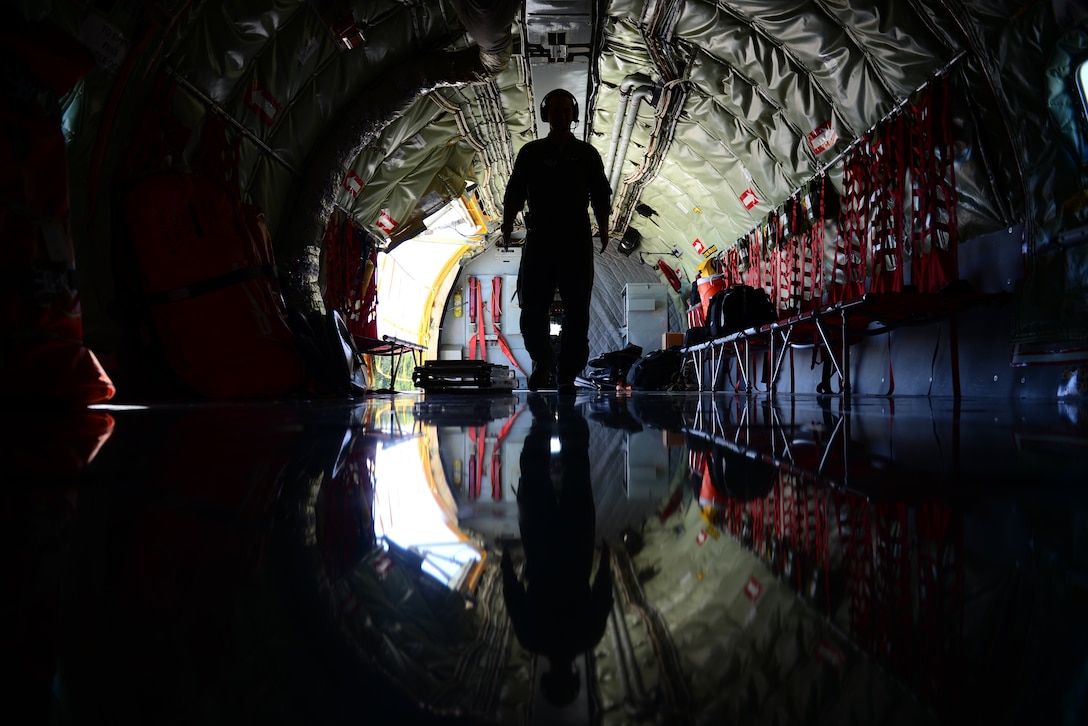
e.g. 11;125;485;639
501;396;612;707
501;89;612;393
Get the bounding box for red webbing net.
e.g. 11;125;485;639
833;137;873;303
868;119;906;293
910;76;959;292
324;212;378;339
717;176;828;321
797;180;827;314
829;75;959;299
832;490;965;710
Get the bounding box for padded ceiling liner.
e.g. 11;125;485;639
23;0;1086;341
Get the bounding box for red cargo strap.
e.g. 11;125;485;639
488;276;527;375
468;275;478;325
465;275;483;361
144;264;276;305
491;275;502;323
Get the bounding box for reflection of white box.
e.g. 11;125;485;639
625;429;669;499
623;283;668;353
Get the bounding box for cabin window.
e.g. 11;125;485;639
60;79;85;142
1079;59;1088;123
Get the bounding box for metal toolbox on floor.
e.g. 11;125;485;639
412;360;516;391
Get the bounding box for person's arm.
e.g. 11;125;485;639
501;147;529;248
587;146;611;254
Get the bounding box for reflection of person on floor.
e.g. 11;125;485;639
501;396;612;707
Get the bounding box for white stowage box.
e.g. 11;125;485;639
622;283;668;353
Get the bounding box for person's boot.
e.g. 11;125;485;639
528;358;554;391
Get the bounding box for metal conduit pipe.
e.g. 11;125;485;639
604;75;652;177
609;85;655;198
606;606;634;709
611;590;652;713
603;86;631;177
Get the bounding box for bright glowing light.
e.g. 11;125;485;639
372;437;480;588
375;197;483;346
1079;60;1088;122
88;404;150;411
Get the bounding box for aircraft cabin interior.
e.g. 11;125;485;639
4;1;1088;724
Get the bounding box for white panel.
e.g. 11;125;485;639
625;429;669;499
623;283;669;352
502;274;521;335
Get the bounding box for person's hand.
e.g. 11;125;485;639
500;227;512;249
599;231;608;254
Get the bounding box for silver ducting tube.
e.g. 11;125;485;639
450;0;519;74
605;75;653;183
609;84;654;198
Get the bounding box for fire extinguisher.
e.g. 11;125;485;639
453;286;463;317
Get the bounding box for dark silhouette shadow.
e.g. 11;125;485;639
501;394;612;708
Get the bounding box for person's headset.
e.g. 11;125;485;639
540;89;579;123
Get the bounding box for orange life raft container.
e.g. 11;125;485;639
124;174;304;398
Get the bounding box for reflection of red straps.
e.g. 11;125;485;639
468;453;478;499
468;423;486;500
490;456;501;499
488;404;523;500
475;425;486;488
497;406;521;443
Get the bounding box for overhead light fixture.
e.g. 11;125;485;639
547;31;569;63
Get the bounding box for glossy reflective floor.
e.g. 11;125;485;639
6;391;1087;725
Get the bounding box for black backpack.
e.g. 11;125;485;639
625;347;686;391
708;284;777;338
584;343;643;387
